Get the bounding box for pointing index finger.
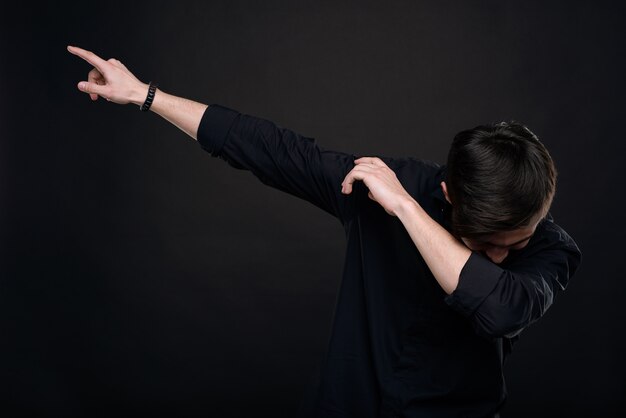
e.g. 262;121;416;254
67;45;108;72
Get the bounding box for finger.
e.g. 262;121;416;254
341;174;354;194
341;169;368;194
342;164;377;184
345;164;377;178
67;45;109;74
88;67;103;81
368;191;377;201
354;156;386;167
349;164;377;172
77;81;108;99
87;68;104;101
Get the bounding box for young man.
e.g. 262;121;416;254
67;45;581;418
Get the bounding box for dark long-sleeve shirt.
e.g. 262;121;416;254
196;104;582;418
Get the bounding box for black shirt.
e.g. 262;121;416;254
196;104;582;418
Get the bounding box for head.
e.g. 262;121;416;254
442;121;557;264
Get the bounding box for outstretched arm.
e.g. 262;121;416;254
67;45;208;140
68;45;357;223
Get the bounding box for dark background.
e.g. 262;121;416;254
2;1;625;416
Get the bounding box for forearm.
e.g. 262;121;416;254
395;198;471;294
131;84;208;141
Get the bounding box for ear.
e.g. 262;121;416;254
440;181;452;204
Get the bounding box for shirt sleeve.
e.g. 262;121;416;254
196;104;357;224
444;218;582;339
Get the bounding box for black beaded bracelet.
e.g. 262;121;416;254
140;82;157;112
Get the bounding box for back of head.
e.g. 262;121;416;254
445;121;557;239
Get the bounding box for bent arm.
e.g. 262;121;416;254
340;156;471;291
397;198;580;338
395;198;581;339
445;220;581;339
338;155;580;338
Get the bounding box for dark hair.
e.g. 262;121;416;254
445;121;557;239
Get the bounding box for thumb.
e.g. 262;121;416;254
77;81;108;100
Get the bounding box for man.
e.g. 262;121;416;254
67;45;581;418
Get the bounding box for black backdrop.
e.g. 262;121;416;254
2;1;625;417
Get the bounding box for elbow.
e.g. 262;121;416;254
471;306;525;338
472;282;554;338
473;312;527;339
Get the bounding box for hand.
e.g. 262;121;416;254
341;156;414;216
67;45;148;105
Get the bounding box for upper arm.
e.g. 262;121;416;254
197;104;357;224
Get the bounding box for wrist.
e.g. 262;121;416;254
395;196;421;221
130;82;150;106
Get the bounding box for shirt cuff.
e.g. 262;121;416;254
197;104;241;155
444;252;504;317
